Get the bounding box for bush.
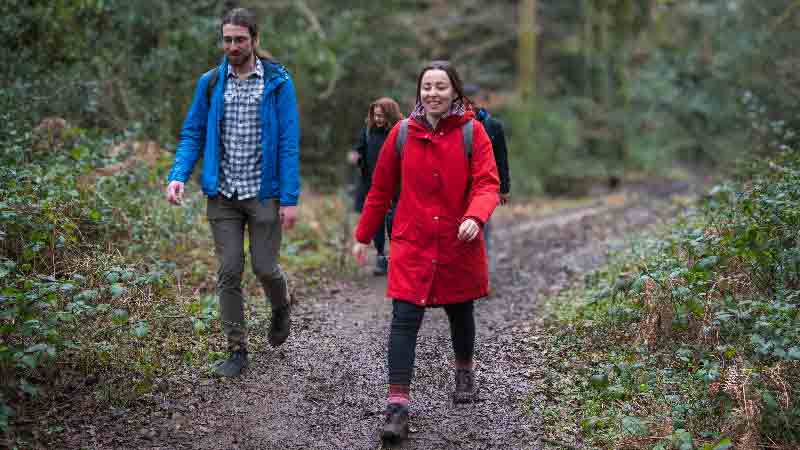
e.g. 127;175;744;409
540;146;800;449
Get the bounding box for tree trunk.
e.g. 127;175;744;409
518;0;537;99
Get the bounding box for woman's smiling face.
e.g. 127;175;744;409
419;69;455;119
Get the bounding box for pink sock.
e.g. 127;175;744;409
387;384;410;406
455;359;474;370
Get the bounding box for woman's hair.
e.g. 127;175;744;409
415;60;467;105
366;97;404;129
221;7;274;61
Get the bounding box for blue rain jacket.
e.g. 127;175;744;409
168;57;300;205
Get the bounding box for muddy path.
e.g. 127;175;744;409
60;180;693;450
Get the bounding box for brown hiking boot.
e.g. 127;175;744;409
453;368;477;403
381;403;409;443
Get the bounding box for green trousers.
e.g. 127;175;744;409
207;196;289;351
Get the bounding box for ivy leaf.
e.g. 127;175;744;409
711;438;733;450
696;256;720;271
25;343;50;353
192;319;207;334
580;416;605;432
762;391;778;410
111;309;129;325
131;321;149;338
621;416;648;436
590;372;609;390
631;275;649;293
671;429;693;450
73;289;98;302
110;284;127;298
19;354;39;369
105;271;120;283
19;379;41;397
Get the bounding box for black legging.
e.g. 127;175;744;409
373;217;386;255
375;205;396;255
388;299;475;385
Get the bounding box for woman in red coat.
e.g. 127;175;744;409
352;60;500;443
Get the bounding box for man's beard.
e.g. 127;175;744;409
229;50;251;65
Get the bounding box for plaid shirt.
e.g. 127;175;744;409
219;59;265;200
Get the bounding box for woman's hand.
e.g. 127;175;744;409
352;242;370;266
457;218;480;242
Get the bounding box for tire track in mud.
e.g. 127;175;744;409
61;181;691;450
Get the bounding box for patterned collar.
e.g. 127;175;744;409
410;99;467;128
227;57;264;79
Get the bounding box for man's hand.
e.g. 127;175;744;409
352;242;370;266
457;218;480;242
499;192;510;206
279;205;298;229
347;150;360;165
166;181;185;205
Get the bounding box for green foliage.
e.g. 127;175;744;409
539;146;800;448
508;0;800;195
0;103;341;444
0;0;425;189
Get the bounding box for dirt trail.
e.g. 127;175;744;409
60;181;691;450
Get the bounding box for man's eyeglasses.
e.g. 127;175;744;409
222;36;250;45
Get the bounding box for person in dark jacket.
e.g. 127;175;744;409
350;97;403;275
463;84;510;273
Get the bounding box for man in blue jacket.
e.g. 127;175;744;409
166;8;300;377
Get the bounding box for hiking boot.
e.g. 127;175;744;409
373;255;388;276
213;350;248;378
381;403;409;443
453;368;477;403
268;305;291;347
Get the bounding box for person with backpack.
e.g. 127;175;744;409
352;61;500;443
165;7;300;377
463;84;511;274
349;97;404;275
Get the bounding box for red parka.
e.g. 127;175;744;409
355;111;500;306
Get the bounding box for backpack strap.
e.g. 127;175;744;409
395;118;473;161
395;119;409;159
462;119;473;161
462;119;474;192
205;68;219;108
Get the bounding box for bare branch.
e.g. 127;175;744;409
294;0;326;39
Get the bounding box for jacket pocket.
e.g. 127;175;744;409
438;216;481;263
391;219;412;242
